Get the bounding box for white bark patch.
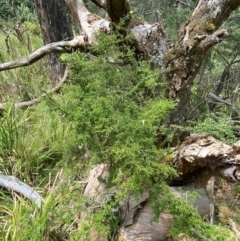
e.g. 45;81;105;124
131;23;166;67
207;0;222;7
207;0;222;18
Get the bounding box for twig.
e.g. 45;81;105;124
207;92;231;105
0;68;69;110
231;194;240;208
171;0;193;9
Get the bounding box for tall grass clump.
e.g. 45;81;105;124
0;104;77;182
0;21;50;103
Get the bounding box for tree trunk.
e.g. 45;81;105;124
163;0;240;126
35;0;73;84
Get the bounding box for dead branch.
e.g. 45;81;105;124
81;134;240;240
171;0;194;9
0;37;86;72
0;68;69;110
0;0;165;74
0;174;44;208
207;92;232;105
81;163;216;240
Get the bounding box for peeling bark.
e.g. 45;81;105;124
175;134;240;187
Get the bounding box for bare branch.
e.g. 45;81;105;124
230;84;240;118
207;92;231;105
199;29;229;52
192;0;205;16
0;174;44;208
171;0;194;9
0;68;69;110
0;37;86;72
213;49;229;66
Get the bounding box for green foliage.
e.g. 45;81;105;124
57;32;177;237
191;114;237;144
0;6;239;239
56;32;239;240
0;27;49;103
0;0;36;22
0;170;84;241
0;104;77;181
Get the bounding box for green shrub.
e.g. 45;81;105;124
56;33;177;237
192;114;237;144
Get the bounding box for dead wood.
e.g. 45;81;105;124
0;174;44;208
176;134;240;188
81;133;240;240
0;68;69;110
0;37;85;72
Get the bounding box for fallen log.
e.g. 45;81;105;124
81;134;240;240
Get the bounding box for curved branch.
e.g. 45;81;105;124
0;68;69;110
171;0;194;9
165;0;240;98
0;174;44;208
0;37;86;72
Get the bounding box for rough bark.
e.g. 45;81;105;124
105;0;131;25
163;0;240;125
175;134;240;187
35;0;73;84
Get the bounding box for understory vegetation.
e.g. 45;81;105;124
0;2;240;241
